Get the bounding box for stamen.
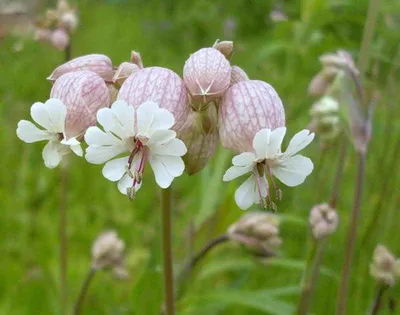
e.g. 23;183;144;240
265;163;282;201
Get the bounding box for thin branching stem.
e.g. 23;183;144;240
161;187;175;315
73;268;96;315
336;152;367;315
329;137;348;209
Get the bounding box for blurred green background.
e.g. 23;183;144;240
1;0;400;314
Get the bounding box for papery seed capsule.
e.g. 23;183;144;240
179;108;218;175
183;48;231;105
47;54;114;82
230;65;249;85
50;70;110;139
219;80;286;153
117;66;189;132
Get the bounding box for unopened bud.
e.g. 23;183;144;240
370;245;400;287
308;68;338;97
219;80;285;153
213;40;234;60
309;203;339;239
228;212;281;257
179;107;218;175
92;231;126;271
50;70;110;139
47;54;114;82
60;11;79;32
230;65;249;85
118;66;190;133
113;62;140;88
310;96;339;116
50;29;69;51
183;48;231;106
130;50;144;68
320;50;359;77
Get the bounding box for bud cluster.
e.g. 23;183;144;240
92;231;129;279
34;0;79;51
308;203;339;240
370;245;400;287
227;212;281;257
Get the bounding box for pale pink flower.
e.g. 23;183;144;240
50;28;69;51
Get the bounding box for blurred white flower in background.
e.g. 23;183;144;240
223;127;314;210
85;100;187;198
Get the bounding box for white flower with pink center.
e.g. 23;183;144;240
223;127;315;210
85;100;187;198
16;99;83;168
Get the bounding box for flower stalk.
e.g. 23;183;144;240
161;187;175;315
369;286;387;315
60;164;69;315
73;268;96;315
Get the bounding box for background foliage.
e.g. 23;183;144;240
0;0;399;314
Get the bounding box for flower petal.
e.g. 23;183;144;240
252;128;272;159
147;130;176;147
136;101;159;136
284;129;315;158
97;101;135;139
85;144;127;164
272;155;314;187
16;120;53;143
155;155;185;177
151;138;187;156
223;165;253;182
102;156;129;181
234;174;257;210
84;126;123;146
266;127;286;157
117;173;142;195
61;137;83;157
31;99;67;133
70;144;83;157
149;108;175;135
148;154;175;188
232;152;256;167
42;140;64;168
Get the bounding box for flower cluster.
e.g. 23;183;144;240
228;212;281;257
17;40;314;207
34;0;78;51
308;203;339;240
370;245;400;287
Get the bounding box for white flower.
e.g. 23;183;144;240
223;127;314;210
16;99;83;168
85;100;187;197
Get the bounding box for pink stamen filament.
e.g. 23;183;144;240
254;170;270;209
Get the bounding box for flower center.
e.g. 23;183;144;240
255;160;282;212
126;138;149;200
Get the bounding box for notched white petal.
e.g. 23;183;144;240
272;155;314;187
85;145;126;164
84;126;122;146
31;99;67;133
232;152;256;167
42;140;64;168
223;165;253;182
234;174;257;210
284;129;315;158
16;120;53;143
102;157;129;181
148;155;175;188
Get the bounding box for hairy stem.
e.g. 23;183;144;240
329;138;348;209
336;152;366;315
369;286;387;315
73;268;96;315
161;187;175;315
297;239;326;315
60;166;69;315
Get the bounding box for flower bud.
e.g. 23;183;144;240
92;231;126;271
213;40;234;60
310;96;339;116
117;66;190;132
179;106;218;174
130;50;144;68
183;48;231;106
113;62;140;88
230;65;249;85
320;50;359;77
50;28;69;51
219;80;286;153
60;11;79;32
228;212;281;257
370;245;400;287
47;54;114;82
50;70;110;139
34;28;52;42
309;203;339;240
308;68;338;97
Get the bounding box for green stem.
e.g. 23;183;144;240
60;165;69;315
73;268;96;315
369;286;387;315
297;239;326;315
161;187;175;315
335;152;366;315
